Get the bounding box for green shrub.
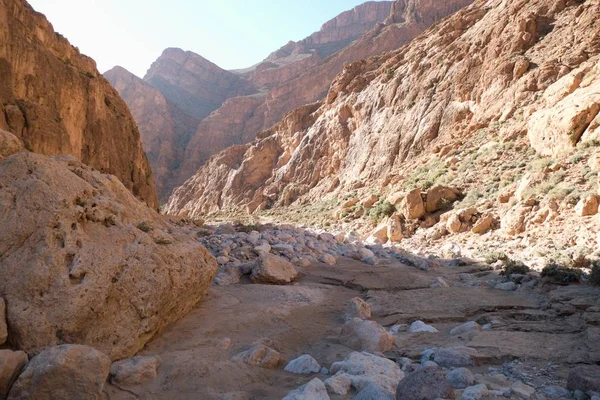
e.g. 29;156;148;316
154;237;172;245
368;201;396;222
137;222;152;233
541;264;583;283
501;259;530;276
483;251;508;265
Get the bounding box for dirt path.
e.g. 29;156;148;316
104;258;600;399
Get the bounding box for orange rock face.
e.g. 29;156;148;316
110;1;472;200
165;0;600;218
0;0;158;209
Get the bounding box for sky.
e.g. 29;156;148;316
27;0;383;77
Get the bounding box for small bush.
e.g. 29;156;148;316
234;222;262;233
541;263;583;284
483;251;508;264
137;222;152;233
154;237;172;245
368;201;396;222
501;259;530;276
589;262;600;286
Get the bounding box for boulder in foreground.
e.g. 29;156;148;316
7;344;110;400
0;153;218;360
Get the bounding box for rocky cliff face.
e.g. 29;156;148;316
111;0;472;200
0;0;158;208
174;0;472;194
165;0;600;224
104;66;199;201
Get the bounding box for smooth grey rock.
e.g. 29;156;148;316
282;378;329;400
284;355;321;374
450;321;482;336
433;346;480;367
408;321;439;333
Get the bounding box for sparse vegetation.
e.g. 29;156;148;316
234;222;262;233
541;263;583;284
501;259;530;276
137;222;152;233
368;200;396;223
154;237;172;245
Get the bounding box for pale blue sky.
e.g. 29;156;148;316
27;0;384;77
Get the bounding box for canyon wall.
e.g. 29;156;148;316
165;0;600;218
0;0;158;208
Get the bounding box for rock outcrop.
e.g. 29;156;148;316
0;152;217;360
166;0;600;223
109;0;472;200
0;0;158;208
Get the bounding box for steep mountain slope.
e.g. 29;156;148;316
144;48;257;121
0;0;158;208
166;0;600;255
177;0;472;192
104;66;200;200
110;1;473;200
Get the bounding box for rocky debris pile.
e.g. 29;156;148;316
199;223;463;286
0;152;217;360
1;344;163;399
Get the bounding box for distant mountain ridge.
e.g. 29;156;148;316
107;0;470;202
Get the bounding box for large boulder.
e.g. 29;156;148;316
0;153;218;360
7;344;110;400
399;189;426;220
250;254;298;284
396;366;455;400
425;186;460;213
0;350;28;398
340;318;394;353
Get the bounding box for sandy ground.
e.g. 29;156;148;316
103;257;600;400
